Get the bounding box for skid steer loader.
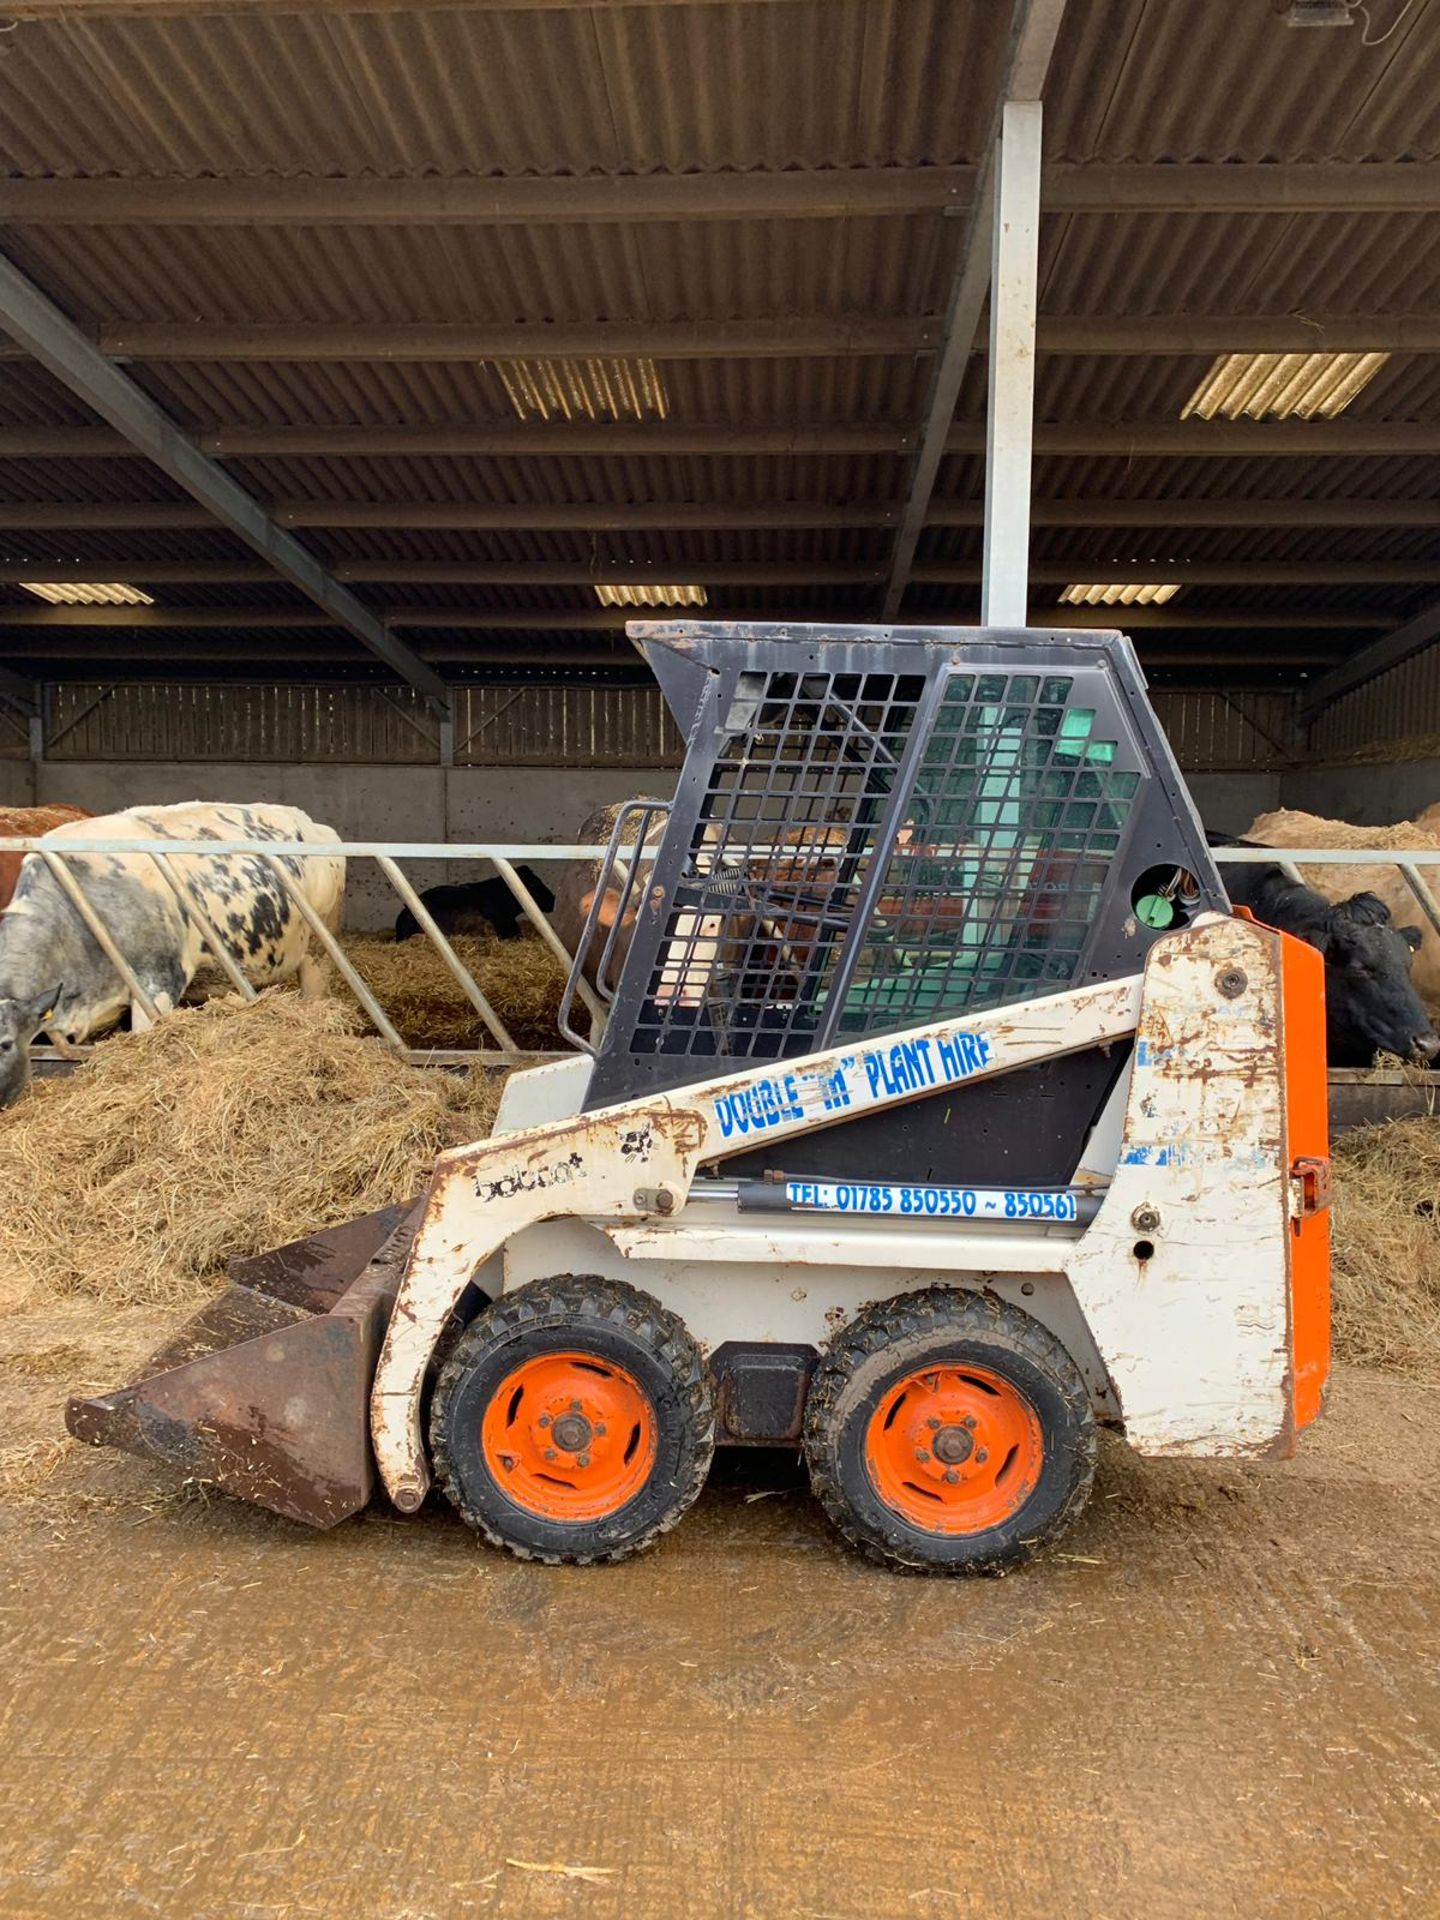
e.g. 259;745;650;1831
68;623;1331;1574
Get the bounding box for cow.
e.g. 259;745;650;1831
551;798;668;990
0;802;345;1108
0;806;92;910
1214;844;1438;1067
1246;808;1440;1019
394;868;555;943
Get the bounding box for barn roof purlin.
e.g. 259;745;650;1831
0;0;1435;695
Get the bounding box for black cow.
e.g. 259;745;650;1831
394;868;555;943
1214;842;1438;1066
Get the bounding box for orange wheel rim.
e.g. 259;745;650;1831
864;1363;1043;1535
480;1350;658;1523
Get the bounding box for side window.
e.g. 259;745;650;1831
838;672;1141;1033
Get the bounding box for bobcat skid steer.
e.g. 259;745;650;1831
68;623;1331;1574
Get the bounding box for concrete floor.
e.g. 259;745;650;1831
1;1366;1438;1920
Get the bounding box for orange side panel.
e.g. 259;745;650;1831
1278;929;1331;1430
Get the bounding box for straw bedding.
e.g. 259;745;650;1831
339;930;574;1052
0;993;503;1314
1331;1117;1440;1380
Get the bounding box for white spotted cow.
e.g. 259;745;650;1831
0;802;345;1106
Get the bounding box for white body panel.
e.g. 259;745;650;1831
370;913;1298;1508
492;1053;593;1135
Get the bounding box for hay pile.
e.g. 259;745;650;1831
0;992;503;1313
1332;1118;1440;1379
340;931;575;1052
1248;808;1440;906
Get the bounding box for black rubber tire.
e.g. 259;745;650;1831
803;1288;1096;1575
430;1274;716;1565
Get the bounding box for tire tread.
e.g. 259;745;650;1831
431;1275;716;1566
804;1287;1097;1575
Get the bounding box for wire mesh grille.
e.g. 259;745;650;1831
839;672;1137;1032
625;665;1137;1063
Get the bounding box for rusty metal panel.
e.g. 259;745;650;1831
67;1202;420;1527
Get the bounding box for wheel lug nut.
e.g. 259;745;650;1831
577;1454;591;1468
915;1448;931;1463
963;1415;977;1430
570;1400;583;1413
926;1417;941;1430
538;1413;551;1429
976;1449;988;1464
544;1449;558;1462
595;1424;607;1437
943;1469;960;1485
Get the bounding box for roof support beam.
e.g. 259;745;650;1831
5;498;1440;534
1299;598;1440;721
99;316;940;363
980;98;1044;627
3;0;797;17
0;639;1346;673
0;312;1425;366
0;250;449;710
0;605;1389;633
0;559;1431;589
882;0;1066;620
0;639;633;668
14;421;1440;459
0;169;974;228
2;166;1438;226
1034;314;1440;355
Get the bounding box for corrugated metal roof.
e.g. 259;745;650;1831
0;0;1436;717
0;1;1004;179
1047;0;1439;163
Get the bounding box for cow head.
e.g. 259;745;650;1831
0;982;63;1109
1321;893;1439;1066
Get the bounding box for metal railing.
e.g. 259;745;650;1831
1214;844;1440;943
6;837;1440;1073
4;837;612;1068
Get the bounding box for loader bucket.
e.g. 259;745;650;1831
65;1200;422;1528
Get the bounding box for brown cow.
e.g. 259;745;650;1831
551;798;668;991
0;806;92;910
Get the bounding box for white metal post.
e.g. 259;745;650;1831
981;99;1044;629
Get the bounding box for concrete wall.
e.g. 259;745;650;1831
25;760;675;928
1185;772;1281;834
1280;760;1438;826
0;758;29;807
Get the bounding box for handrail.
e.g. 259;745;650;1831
1211;846;1440;864
1;837;614;1062
0;837;613;858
